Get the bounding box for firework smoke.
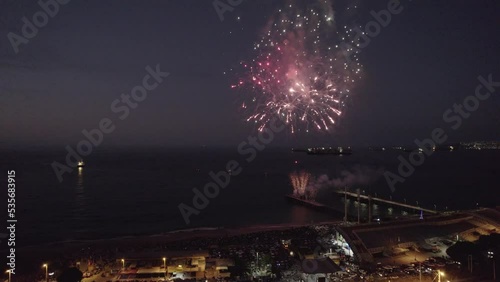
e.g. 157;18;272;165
308;165;384;192
234;0;362;133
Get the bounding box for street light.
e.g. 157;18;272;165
488;251;496;280
6;270;11;282
43;264;48;282
437;270;445;282
121;259;125;269
162;257;166;269
417;261;422;282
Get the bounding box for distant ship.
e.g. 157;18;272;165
368;146;386;151
403;148;420;153
306;147;352;155
77;160;85;168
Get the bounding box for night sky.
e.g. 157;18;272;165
1;0;499;148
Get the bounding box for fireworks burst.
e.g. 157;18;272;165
289;170;311;197
234;0;362;133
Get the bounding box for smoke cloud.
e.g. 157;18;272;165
308;165;384;191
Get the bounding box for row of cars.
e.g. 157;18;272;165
372;257;460;280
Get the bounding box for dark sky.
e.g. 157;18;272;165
1;0;499;148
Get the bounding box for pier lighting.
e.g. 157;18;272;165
6;270;11;282
162;257;166;269
437;270;445;282
43;264;48;282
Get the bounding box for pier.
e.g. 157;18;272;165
336;190;439;215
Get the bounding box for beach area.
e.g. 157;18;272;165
14;220;342;279
12;208;500;281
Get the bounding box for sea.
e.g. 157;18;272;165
1;147;499;248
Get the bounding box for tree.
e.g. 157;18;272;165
246;253;273;278
280;263;302;282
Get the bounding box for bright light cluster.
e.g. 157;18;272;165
290;170;311;197
234;0;362;133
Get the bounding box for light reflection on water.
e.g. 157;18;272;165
74;167;87;217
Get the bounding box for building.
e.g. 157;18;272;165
301;257;343;282
337;209;500;263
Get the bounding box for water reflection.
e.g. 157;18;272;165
74;167;87;217
290;206;308;223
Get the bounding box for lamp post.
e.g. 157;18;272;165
468;255;473;273
162;257;166;269
418;261;422;282
494;259;496;281
43;264;48;282
437;270;445;282
121;259;125;269
6;270;11;282
488;251;495;280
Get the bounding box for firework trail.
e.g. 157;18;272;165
289;170;311;197
234;0;362;133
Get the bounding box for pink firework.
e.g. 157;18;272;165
234;0;362;133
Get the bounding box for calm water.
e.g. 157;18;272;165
1;147;499;247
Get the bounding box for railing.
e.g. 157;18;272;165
336;190;439;214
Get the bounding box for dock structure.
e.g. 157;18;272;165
336;190;439;215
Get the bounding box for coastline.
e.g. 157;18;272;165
16;221;342;257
